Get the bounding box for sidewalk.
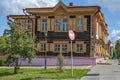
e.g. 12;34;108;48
81;60;120;80
0;65;92;69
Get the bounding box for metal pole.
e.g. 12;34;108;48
45;32;47;70
71;40;73;76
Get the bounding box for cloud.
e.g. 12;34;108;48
109;29;120;44
88;0;120;14
0;0;58;15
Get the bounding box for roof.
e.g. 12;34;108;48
25;1;100;14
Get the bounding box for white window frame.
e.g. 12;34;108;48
54;44;60;52
62;44;68;52
42;19;47;31
55;19;68;32
76;44;82;53
41;43;46;52
76;18;83;31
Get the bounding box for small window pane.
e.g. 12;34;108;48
76;18;83;31
42;19;47;31
55;19;61;31
55;44;60;52
77;44;82;52
62;44;67;52
41;43;46;52
62;19;68;31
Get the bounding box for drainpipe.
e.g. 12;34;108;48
23;9;33;37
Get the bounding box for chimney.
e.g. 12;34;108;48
69;2;73;6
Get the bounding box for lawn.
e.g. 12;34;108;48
0;68;90;80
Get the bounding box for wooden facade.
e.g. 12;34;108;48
9;1;108;58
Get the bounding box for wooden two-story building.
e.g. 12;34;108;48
8;1;108;65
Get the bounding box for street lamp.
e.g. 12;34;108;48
44;31;47;70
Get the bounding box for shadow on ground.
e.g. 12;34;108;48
85;73;99;76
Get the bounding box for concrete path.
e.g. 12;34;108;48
81;60;120;80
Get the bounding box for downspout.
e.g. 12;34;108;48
23;9;33;37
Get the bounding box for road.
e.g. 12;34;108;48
81;60;120;80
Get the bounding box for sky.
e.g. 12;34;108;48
0;0;120;44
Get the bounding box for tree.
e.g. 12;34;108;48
0;36;8;55
115;39;120;58
0;36;8;66
3;22;36;74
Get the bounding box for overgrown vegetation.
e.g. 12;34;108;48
114;39;120;64
0;68;90;80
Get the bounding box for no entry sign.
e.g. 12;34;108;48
68;30;75;40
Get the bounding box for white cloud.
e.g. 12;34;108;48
109;29;120;44
88;0;120;14
0;0;58;15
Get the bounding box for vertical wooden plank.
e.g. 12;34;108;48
51;19;55;31
69;18;73;30
72;18;76;31
37;18;41;31
84;18;87;31
50;43;54;52
47;18;50;31
83;43;86;53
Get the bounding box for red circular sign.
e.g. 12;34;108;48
68;30;75;40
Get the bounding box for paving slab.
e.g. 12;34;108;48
81;60;120;80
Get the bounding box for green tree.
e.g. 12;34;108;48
3;22;36;74
0;36;7;55
115;39;120;58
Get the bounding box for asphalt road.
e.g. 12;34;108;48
81;60;120;80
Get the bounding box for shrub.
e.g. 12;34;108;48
118;57;120;65
108;55;112;59
57;52;64;73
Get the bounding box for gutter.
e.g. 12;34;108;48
7;15;13;23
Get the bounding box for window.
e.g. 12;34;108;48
41;43;46;52
62;19;68;31
54;44;60;52
20;19;31;30
76;18;83;31
25;19;31;30
42;19;47;31
76;44;82;52
54;44;67;52
55;19;61;31
62;44;67;52
55;19;68;32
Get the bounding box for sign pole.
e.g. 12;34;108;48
68;30;75;77
71;40;73;77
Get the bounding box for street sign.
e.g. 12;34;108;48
68;30;75;77
68;30;75;40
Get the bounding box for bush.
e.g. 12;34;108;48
118;57;120;65
108;55;112;59
57;52;64;73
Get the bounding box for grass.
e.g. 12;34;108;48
0;68;90;80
